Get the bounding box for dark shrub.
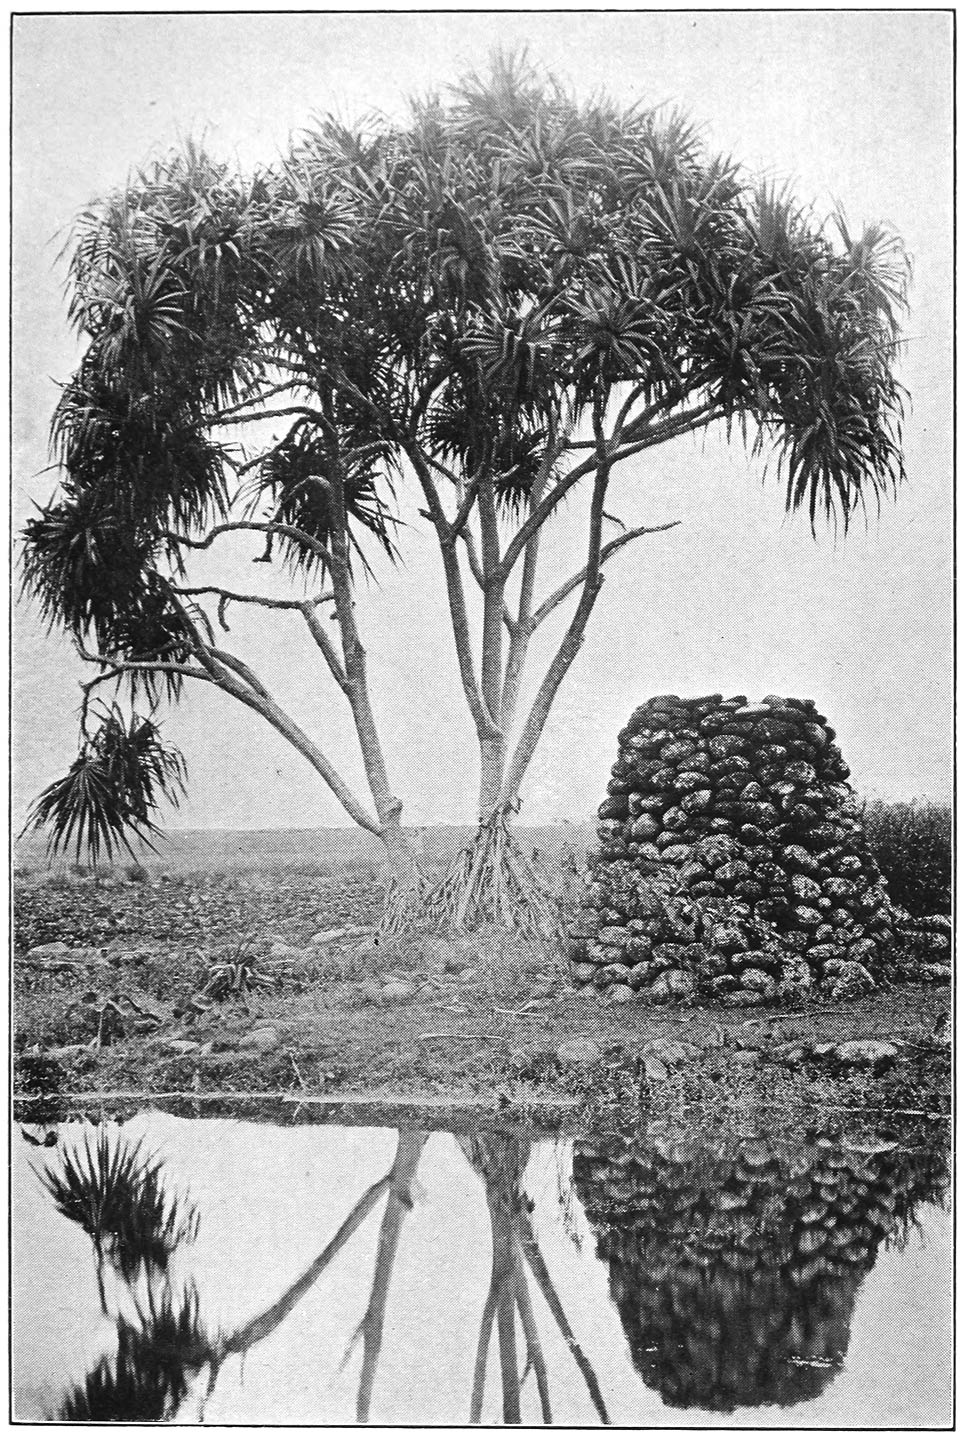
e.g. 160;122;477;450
863;799;951;917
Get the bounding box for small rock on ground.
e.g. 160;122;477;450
556;1037;602;1066
833;1039;900;1071
238;1026;280;1050
381;980;417;1004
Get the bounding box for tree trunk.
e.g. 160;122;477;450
478;735;508;819
378;810;416;881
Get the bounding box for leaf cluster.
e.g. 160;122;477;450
36;1126;200;1280
54;1285;211;1422
23;706;187;864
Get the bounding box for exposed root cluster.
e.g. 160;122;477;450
379;813;567;946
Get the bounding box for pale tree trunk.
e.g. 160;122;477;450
326;444;416;883
164;511;416;885
478;735;507;818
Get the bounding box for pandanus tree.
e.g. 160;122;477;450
21;52;907;929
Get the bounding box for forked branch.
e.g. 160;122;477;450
529;521;680;632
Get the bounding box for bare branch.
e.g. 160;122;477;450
477;471;504;722
529;521;680;631
153;589;383;835
206;379;302;424
498;451;601;578
450;475;481;538
499;465;548;732
207;647;272;699
207;660;382;834
300;603;349;693
408;448;499;741
214;404;327;429
618;397;722;452
76;650;213;687
498;401;719;581
500;413;612;805
164;520;333;568
172;583;334;612
611;381;652;444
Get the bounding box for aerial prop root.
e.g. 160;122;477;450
379;806;565;944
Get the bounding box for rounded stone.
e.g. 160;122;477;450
827;961;876;1000
381;980;418;1003
649;969;695;1002
833;1039;899;1071
740;968;777;996
661;739;697;764
790;874;822;903
595;925;631;947
681;789;713;814
556;1037;602;1066
239;1026;281;1050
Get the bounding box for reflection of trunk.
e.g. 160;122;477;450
462;1132;604;1425
470;1279;498;1423
492;1196;522;1424
518;1210;609;1424
221;1167;393;1358
355;1132;428;1422
514;1260;551;1423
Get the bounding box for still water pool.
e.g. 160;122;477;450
12;1112;951;1425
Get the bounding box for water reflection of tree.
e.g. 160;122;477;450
211;1129;428;1422
460;1132;609;1425
37;1128;199;1302
56;1285;211;1422
572;1128;950;1414
35;1128;211;1421
35;1124;428;1423
33;1123;615;1425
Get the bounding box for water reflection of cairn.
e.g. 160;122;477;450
572;1131;949;1413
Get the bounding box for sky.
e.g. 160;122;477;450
11;10;954;836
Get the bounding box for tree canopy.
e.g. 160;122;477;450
21;51;908;884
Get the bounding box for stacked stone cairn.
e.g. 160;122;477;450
569;694;893;1005
571;1129;949;1413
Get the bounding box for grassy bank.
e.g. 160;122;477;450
14;864;950;1130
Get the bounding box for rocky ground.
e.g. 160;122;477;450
13;867;951;1130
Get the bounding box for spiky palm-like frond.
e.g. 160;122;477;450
50;365;230;536
247;427;400;581
53;1284;213;1423
23;706;187;864
20;491;194;695
36;1127;199;1279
